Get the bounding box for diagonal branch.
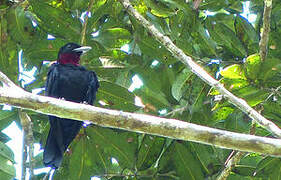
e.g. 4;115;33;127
1;72;281;157
218;0;273;178
118;0;281;137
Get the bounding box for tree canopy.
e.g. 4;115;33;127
0;0;281;179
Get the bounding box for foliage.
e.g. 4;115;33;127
0;0;281;179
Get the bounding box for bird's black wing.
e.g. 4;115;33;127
86;71;99;105
43;64;65;168
45;64;60;98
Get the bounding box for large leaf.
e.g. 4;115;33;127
159;142;205;179
29;0;81;40
0;14;18;82
136;135;165;171
254;157;281;179
54;127;137;179
0;110;18;131
172;69;192;101
244;54;261;80
144;0;176;17
0;142;15;180
235;15;259;53
7;6;35;46
206;19;247;57
97;81;139;112
92;28;132;49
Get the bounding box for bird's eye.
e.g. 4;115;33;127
67;44;72;48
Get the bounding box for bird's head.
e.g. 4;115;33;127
57;43;91;65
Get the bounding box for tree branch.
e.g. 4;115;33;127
117;0;281;137
19;111;34;179
259;0;272;61
217;151;245;180
1;72;281;157
218;0;273;177
80;0;95;45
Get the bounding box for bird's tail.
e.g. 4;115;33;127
43;117;64;169
43;116;83;169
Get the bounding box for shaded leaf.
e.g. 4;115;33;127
97;81;139;112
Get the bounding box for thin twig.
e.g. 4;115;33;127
0;71;18;88
265;86;281;102
217;120;257;180
80;0;95;45
217;151;245;180
259;0;272;61
21;142;27;180
19;110;34;179
118;0;281;137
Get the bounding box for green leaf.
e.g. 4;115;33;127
23;40;68;68
0;142;15;180
97;81;139;112
29;0;81;40
189;143;220;175
235;16;259;53
233;86;268;107
144;0;176;17
88;0;113;30
169;10;195;56
213;107;234;121
0;110;17;131
254;157;281;179
55;127;137;179
206;20;246;57
64;0;90;11
134;86;170;111
136;135;165;171
7;6;35;45
220;64;246;80
228;1;243;13
159;142;205;179
263;102;281;125
137;35;173;61
258;58;281;87
0;132;10;143
92;28;131;49
244;54;261;80
224;110;251;133
196;22;217;56
0;14;18;82
0;141;14;163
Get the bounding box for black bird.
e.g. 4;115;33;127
43;43;99;169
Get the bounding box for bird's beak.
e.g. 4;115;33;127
73;46;92;54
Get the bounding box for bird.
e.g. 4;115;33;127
43;43;99;169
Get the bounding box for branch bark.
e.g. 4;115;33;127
117;0;281;138
259;0;272;61
1;73;281;157
19;111;34;179
218;0;273;178
80;0;95;45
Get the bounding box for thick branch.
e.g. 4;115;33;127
118;0;281;137
259;0;272;61
1;82;281;156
